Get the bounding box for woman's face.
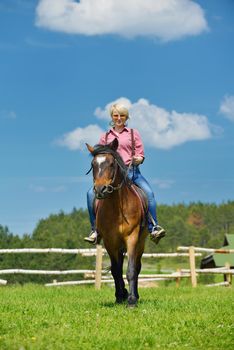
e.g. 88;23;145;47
111;109;127;128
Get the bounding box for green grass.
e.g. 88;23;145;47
0;284;233;350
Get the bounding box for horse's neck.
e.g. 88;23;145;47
114;183;135;204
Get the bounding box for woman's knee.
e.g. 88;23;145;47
136;178;153;195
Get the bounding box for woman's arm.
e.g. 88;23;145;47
132;129;145;165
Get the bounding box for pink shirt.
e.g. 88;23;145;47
99;127;144;165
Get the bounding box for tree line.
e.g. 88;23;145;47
0;201;233;283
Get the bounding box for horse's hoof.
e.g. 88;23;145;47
127;296;138;308
115;299;124;304
115;289;129;304
127;302;137;308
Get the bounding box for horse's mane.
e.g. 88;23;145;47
92;144;131;185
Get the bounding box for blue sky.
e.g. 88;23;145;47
0;0;234;236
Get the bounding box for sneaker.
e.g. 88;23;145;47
150;225;166;245
84;230;98;244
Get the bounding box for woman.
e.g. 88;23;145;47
84;103;166;244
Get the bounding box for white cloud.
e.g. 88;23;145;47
219;95;234;122
94;97;213;149
36;0;208;41
56;97;215;151
56;124;104;150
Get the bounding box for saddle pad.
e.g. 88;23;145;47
130;184;148;216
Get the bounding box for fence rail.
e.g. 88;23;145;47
177;246;234;254
206;281;230;287
0;248;97;255
0;269;97;275
0;245;233;288
45;274;191;287
181;268;234;275
0;248;201;258
0;279;7;285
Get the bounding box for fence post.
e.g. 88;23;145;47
176;268;181;288
189;246;197;287
225;262;232;286
95;245;103;290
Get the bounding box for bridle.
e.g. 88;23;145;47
103;158;125;194
86;153;125;196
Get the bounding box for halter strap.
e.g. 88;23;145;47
105;159;124;193
105;179;124;194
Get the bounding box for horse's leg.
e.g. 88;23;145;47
135;255;142;300
126;254;138;306
126;230;145;307
126;237;139;306
127;259;143;306
110;252;128;304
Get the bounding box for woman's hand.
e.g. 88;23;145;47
132;156;144;165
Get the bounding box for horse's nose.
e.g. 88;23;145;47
94;185;107;198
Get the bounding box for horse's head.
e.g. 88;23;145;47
86;138;127;199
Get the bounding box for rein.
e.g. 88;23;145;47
105;179;124;194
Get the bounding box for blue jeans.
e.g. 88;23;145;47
87;166;158;232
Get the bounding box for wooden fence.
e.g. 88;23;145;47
0;246;233;288
177;246;234;287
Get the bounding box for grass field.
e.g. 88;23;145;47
0;284;233;350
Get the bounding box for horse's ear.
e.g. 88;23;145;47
109;138;119;151
86;143;94;154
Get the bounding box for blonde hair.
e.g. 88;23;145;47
109;103;129;119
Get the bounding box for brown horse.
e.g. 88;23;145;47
86;138;148;307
